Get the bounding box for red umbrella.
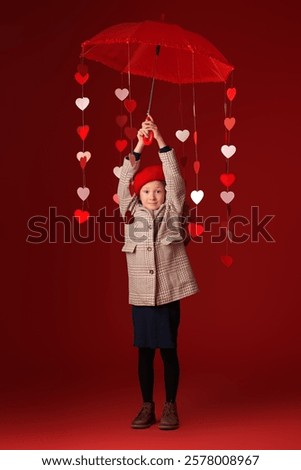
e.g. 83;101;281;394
81;20;234;84
81;20;234;144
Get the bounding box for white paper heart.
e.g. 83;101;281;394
220;191;235;203
75;97;90;111
113;166;121;179
190;190;204;205
175;129;190;142
77;187;90;201
114;88;129;101
76;151;91;162
221;145;236;159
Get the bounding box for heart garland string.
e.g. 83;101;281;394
113;43;138;204
74;55;91;224
113;81;138;203
220;72;237;266
113;84;129;204
187;50;204;240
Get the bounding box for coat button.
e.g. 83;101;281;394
147;247;152;251
149;269;154;274
148;224;152;229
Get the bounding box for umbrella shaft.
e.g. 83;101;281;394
147;45;161;115
147;76;156;115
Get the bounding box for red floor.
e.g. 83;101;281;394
0;376;300;450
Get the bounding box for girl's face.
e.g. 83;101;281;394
139;180;166;210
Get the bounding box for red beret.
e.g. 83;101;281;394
133;165;165;195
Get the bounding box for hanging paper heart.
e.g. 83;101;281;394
124;127;137;140
114;88;129;101
113;193;119;204
77;187;90;201
74;209;90;224
220;255;233;267
75;97;90;111
116;115;128;127
226;88;237;101
220;191;235;204
129;153;136;167
175;129;190;142
220;173;236;187
113;166;121;178
224;117;236;131
77;125;90;141
188;222;204;237
221;144;236;159
190;190;204;205
74;72;89;85
79;157;87;169
193;131;198;145
124;99;137;113
180;156;187;167
193;161;200;174
76;151;91;162
77;64;88;76
115;139;128;152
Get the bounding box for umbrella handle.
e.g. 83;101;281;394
142;115;154;146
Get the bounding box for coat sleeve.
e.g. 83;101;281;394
158;148;186;214
117;157;140;218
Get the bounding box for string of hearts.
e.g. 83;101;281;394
220;82;237;267
74;61;91;224
112;86;138;205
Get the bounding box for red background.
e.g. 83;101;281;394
1;0;300;450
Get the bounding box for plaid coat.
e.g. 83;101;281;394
117;149;199;306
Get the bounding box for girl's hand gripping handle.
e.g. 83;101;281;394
142;115;154;146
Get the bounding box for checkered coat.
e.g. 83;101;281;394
117;149;199;306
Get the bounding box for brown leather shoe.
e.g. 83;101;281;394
159;401;179;430
131;402;156;429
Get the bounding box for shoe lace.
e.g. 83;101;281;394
137;403;152;419
163;402;177;417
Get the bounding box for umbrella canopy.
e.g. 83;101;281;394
81;20;234;84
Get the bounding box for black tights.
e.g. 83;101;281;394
138;347;179;403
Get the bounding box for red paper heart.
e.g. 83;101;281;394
226;88;237;101
224;117;236;131
124;99;137;113
77;64;88;76
113;193;119;204
220;255;233;267
80;157;87;169
124;126;137;140
74;209;90;224
115;139;128;152
77;125;90;141
193;161;200;174
74;72;89;85
115;115;128;127
180;156;187;167
220;173;236;187
188;222;204;237
193;131;198;145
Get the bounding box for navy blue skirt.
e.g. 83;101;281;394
132;300;180;348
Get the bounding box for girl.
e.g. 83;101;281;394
117;117;199;430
